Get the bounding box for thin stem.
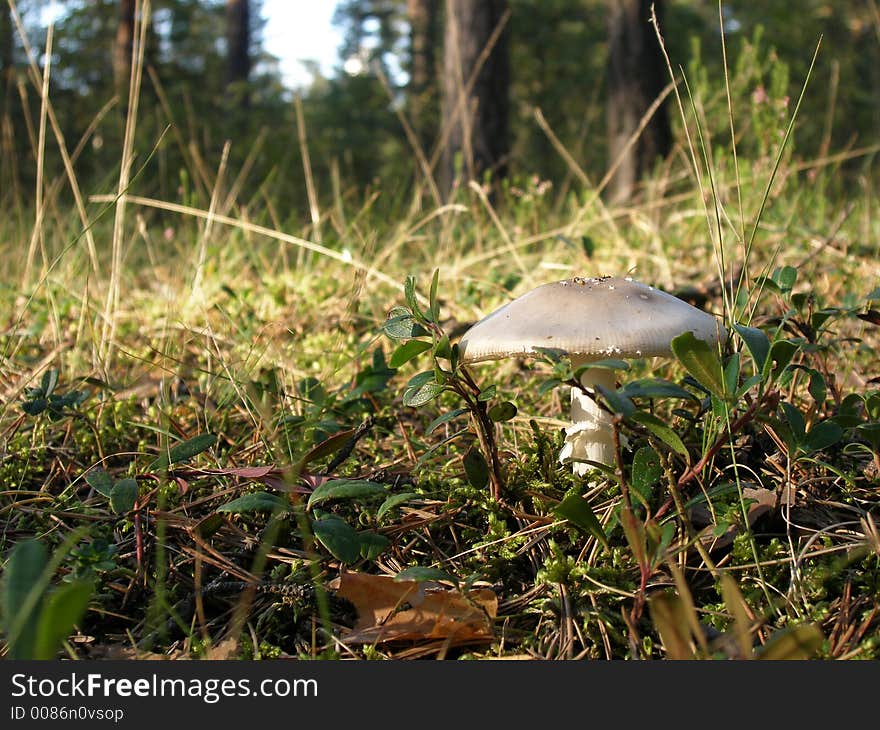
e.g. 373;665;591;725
457;366;505;500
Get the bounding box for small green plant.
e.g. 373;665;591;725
65;539;118;583
383;270;516;500
21;369;88;420
0;539;93;659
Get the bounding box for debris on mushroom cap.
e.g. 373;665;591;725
458;276;726;364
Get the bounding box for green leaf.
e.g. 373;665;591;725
33;581;92;660
21;398;47;415
756;624;823;660
867;393;880;420
312;516;361;564
723;352;740;397
856;423;880;450
594;384;636;416
631;446;663;503
630;411;689;457
382;307;429;340
85;467;114;498
764;339;799;382
299;376;327;405
808;371;827;405
477;385;497;402
433;335;452;361
867;287;880;302
488;401;517;422
41;369;59;397
109;478;139;514
811;308;840;332
754;275;781;294
389;340;432;368
554;493;609;549
169;432;217;462
405;275;420;316
0;540;48;659
295;427;356;472
791;365;828;405
402;373;445;407
802;421;843;454
152;433;217;470
357;531;390;560
426;408;469;435
574;359;630;378
619;378;697;402
772;265;798;293
217;492;288;514
377;492;418;520
671;331;726;399
394;566;458;584
537;378;563;396
462;446;489;489
307;479;387;509
429;269;441;323
781;402;806;443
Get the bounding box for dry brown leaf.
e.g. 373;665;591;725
203;637;240;660
332;572;496;644
694;485;794;552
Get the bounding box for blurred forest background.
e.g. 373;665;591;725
1;0;877;221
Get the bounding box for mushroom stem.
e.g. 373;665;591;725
560;357;617;475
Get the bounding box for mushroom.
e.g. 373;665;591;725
457;276;726;475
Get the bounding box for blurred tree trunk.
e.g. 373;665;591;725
0;2;11;77
606;0;671;204
113;0;136;99
226;0;251;109
440;0;509;197
407;0;438;152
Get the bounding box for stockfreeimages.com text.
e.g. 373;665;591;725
10;672;317;705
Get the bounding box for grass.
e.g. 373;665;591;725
1;18;879;660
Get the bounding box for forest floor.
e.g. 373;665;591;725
2;128;880;660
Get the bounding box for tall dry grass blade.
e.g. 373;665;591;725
535;106;623;248
680;73;730;321
294;93;322;249
222;127;266;215
101;0;151;371
146;64;207;200
191;140;230;302
23;19;51;286
87;193;429;305
719;0;746;304
10;2;102;280
373;61;441;208
467;179;530;282
743;38;822;322
650;8;725;316
563;81;674;252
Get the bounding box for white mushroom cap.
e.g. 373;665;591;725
458;276;725;363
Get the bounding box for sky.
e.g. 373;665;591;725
261;0;345;89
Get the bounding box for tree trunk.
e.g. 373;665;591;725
226;0;251;109
606;0;672;204
407;0;438;152
0;1;12;77
113;0;136;98
440;0;509;197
